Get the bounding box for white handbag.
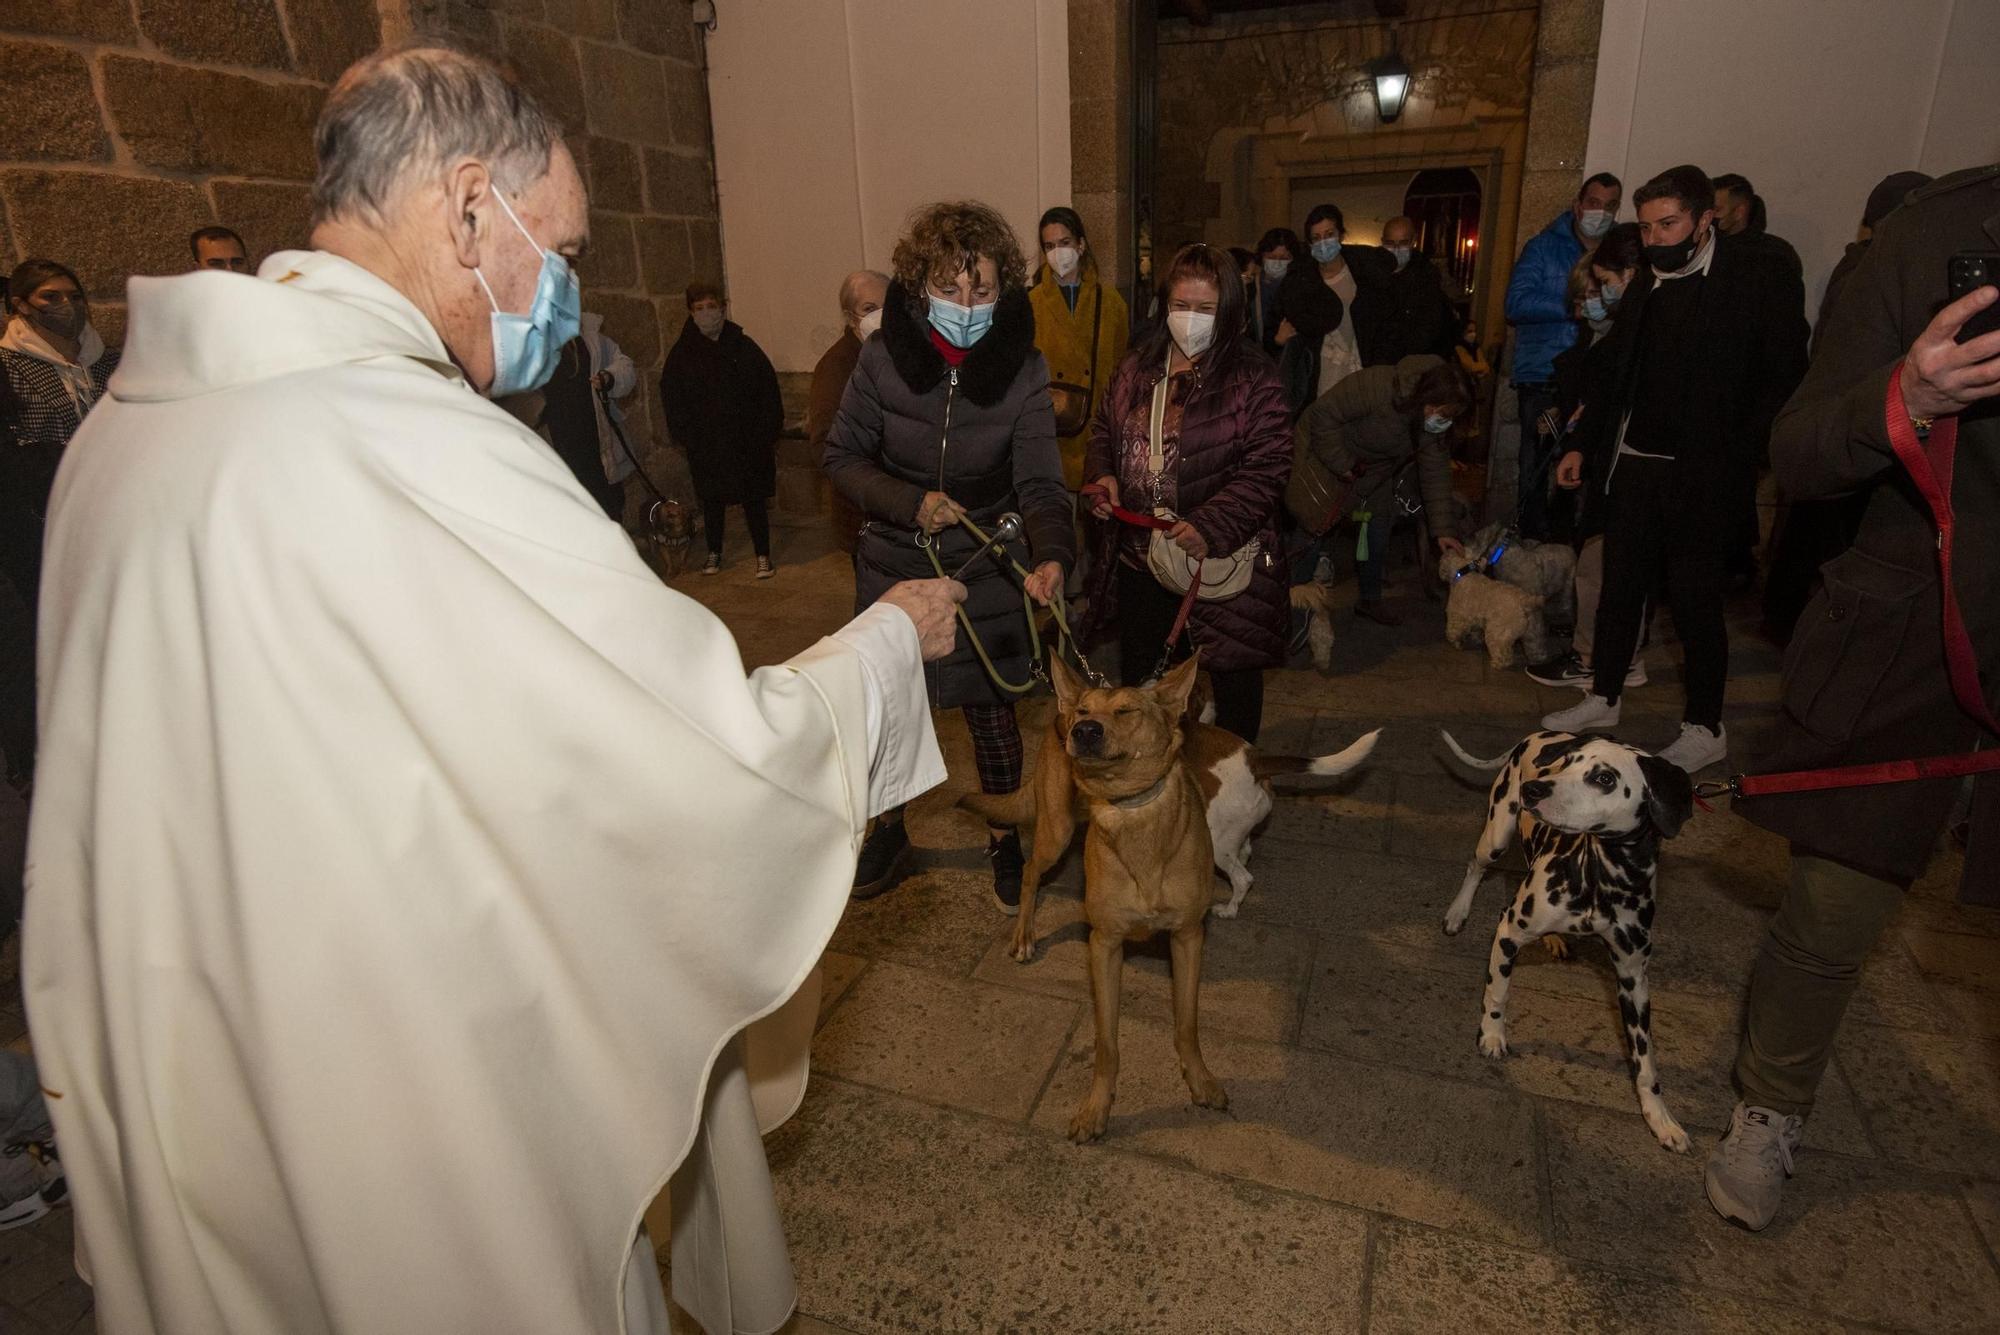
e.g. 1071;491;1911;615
1142;362;1258;601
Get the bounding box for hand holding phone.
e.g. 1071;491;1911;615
1901;258;2000;421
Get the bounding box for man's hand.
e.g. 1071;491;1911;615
1437;535;1465;555
591;370;613;392
879;579;966;662
915;491;967;535
1023;561;1063;606
1167;520;1209;561
1555;450;1585;489
1902;285;2000;421
1274;318;1298;347
1087;475;1120;520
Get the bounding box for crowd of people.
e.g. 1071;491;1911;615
0;38;1990;1331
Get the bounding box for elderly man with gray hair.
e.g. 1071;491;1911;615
23;45;963;1335
809;269;889;555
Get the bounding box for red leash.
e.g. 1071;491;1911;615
1716;364;1998;801
1081;483;1204;659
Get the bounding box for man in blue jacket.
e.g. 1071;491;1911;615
1505;171;1622;537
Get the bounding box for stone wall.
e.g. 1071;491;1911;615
0;0;720;500
0;0;383;346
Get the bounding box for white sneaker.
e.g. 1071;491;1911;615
1542;693;1620;732
1705;1103;1803;1231
700;553;721;576
1658;722;1727;773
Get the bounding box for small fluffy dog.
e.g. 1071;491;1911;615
1288;582;1337;672
1467;523;1576;626
1440;549;1551;669
1440;729;1696;1152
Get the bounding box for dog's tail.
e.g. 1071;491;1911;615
1439;730;1511;772
1253;728;1381;782
956;785;1037;827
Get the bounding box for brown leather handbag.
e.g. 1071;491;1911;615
1047;284;1102;436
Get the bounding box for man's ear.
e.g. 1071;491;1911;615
1637;753;1695;839
1050;655;1083;712
1154;652;1201;717
445;158;493;272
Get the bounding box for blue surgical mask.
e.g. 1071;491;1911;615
476;188;581;398
927;291;995;348
1581;295;1609;323
1310;236;1343;264
1262;257;1291;280
1422;413;1453;435
1578;209;1613;239
1601;279;1626;307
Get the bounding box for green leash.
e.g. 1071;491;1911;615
918;513;1101;693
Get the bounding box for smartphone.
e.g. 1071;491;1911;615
1948;252;2000;343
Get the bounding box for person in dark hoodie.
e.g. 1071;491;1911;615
823;200;1072;911
661;280;784;577
1504;172;1623;539
1379;214;1459;363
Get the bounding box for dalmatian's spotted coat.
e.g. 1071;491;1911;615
1440;730;1697;1152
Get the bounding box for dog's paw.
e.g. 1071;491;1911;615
1645;1107;1691;1154
1442;910;1468;937
1067;1100;1110;1143
1009;928;1037;964
1186;1073;1228;1111
1212;900;1240;920
1542;934;1571;961
1477;1024;1509;1059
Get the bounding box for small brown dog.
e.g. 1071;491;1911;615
1032;655;1226;1142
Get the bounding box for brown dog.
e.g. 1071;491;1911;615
1033;655;1226;1141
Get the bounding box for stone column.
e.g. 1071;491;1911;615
1068;0;1133;298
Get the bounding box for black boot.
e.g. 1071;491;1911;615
852;819;911;900
987;830;1024;915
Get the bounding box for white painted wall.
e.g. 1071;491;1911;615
1584;0;2000;322
705;0;1072;372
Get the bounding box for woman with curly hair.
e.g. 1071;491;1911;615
823;200;1072;910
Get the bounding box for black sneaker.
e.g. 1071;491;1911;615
1526;651;1588;688
987;831;1025;915
851;820;911;900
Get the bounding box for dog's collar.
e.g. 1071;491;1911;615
1108;775;1170;810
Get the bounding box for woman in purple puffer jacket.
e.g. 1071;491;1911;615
1080;243;1293;742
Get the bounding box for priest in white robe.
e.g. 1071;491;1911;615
21;46;964;1335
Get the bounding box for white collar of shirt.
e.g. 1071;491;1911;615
1655;228;1717;282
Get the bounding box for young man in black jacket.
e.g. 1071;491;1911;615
1543;165;1810;771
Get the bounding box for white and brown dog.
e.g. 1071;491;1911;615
1440;730;1697;1152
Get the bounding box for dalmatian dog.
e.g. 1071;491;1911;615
1439;730;1697;1153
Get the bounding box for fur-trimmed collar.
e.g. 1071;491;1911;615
881;281;1036;407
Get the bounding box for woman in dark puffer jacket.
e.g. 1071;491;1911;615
1081;243;1292;743
823;200;1072;910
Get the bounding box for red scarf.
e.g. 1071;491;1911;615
929;328;970;367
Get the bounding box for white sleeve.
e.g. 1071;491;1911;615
826;603;947;816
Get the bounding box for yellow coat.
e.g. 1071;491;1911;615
1029;257;1129;487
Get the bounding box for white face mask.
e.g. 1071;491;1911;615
853;308;883;339
1048;246;1081;280
1577;208;1613;239
1167;310;1215;359
1388;245;1413;270
694;307;725;338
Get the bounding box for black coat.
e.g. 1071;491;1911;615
660;319;782;505
822;283;1073;710
1738;164;2000;881
1569;234;1808;499
1275;245;1399;408
1380;254;1460;364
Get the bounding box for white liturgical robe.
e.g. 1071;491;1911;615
22;251;944;1334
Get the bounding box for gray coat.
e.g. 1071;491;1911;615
1285;355;1458;538
823;284;1074;709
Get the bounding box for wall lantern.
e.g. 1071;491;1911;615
1371;49;1412;124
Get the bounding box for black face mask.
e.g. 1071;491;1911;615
30;301;85;341
1644;228;1703;274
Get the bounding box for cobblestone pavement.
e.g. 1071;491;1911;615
6;517;1996;1334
